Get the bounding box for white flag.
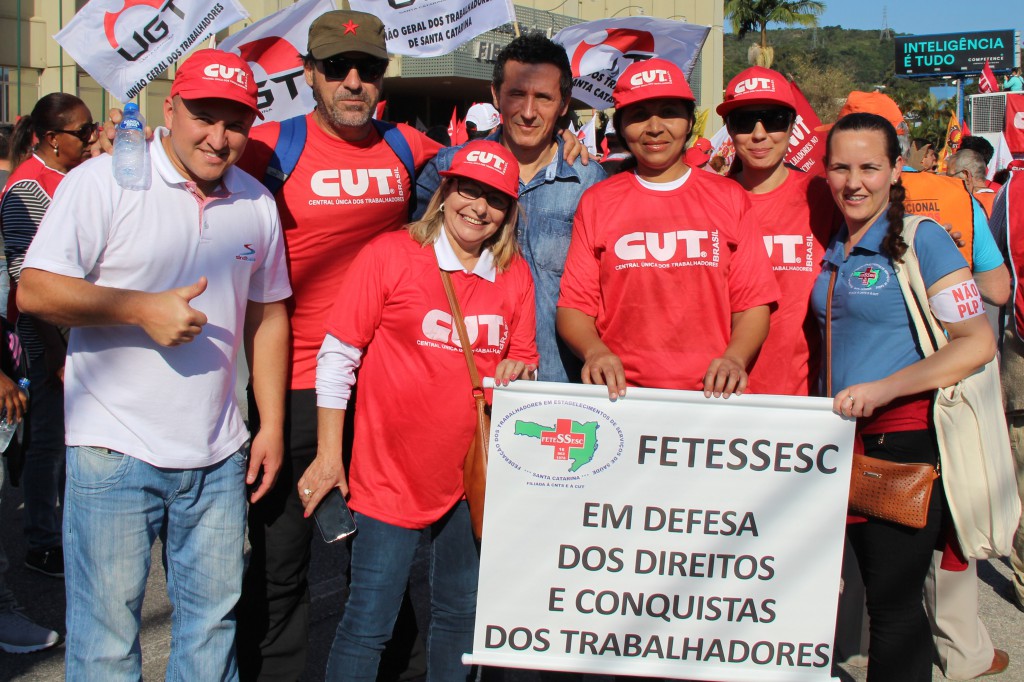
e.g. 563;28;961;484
577;117;597;156
553;17;710;110
218;0;335;123
55;0;249;103
350;0;515;57
707;124;736;175
989;132;1014;179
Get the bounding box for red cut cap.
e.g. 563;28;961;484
717;66;796;117
613;59;695;109
440;140;520;199
171;49;263;119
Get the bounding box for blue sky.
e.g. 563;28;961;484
813;1;1020;38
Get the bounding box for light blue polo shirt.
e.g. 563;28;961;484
810;214;967;396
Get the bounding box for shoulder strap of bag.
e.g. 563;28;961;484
263;115;307;196
372;119;416;183
892;215;947;358
439;268;484;396
825;269;837;397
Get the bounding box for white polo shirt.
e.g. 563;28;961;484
24;129;292;468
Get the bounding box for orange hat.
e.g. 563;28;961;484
818;91;909;136
440;140;520;199
171;49;263;119
717;66;795;117
613;59;695;109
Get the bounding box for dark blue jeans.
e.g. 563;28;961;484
327;502;478;682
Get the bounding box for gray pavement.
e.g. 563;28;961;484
2;468;1023;681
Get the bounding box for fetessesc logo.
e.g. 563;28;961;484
493;399;625;488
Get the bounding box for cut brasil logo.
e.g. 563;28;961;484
493;399;625;486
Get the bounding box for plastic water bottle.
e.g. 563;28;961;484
113;102;149;190
0;378;30;453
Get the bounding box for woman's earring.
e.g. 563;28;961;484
53;144;59;155
437;202;445;214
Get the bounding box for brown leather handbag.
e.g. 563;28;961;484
440;268;489;540
848;453;938;529
824;269;938;529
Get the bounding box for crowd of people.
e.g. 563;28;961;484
0;7;1022;682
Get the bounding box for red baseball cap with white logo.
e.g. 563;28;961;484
717;66;796;117
612;59;695;109
440;140;520;199
171;49;263;119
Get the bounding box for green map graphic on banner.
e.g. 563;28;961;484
515;419;599;472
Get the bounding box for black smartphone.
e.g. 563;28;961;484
313;488;357;543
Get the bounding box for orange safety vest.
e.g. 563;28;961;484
974;190;996;217
902;170;975;269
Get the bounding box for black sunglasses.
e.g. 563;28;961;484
455;178;512;211
321;56;388;82
52;122;98;144
727;109;794;135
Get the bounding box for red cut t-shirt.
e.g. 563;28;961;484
744;169;838;396
326;231;538;528
558;170;780;390
239;115;442;389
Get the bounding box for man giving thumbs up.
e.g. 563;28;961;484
15;48;292;681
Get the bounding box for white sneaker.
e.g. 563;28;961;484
0;608;61;653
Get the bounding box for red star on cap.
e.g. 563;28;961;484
343;20;358;35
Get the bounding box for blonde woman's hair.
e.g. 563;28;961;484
407;177;522;272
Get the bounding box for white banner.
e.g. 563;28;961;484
55;0;249;103
467;382;854;681
350;0;515;57
218;0;335;123
553;17;710;110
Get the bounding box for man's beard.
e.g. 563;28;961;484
312;85;375;131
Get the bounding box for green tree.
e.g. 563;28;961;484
726;0;826;67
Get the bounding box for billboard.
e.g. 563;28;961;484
895;30;1018;77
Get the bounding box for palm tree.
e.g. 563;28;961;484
726;0;826;68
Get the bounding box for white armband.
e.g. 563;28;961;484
928;279;984;323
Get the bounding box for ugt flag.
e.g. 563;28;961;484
980;60;999;94
218;0;335;123
351;0;515;57
553;17;710;110
55;0;249;103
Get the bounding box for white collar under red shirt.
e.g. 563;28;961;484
433;231;497;282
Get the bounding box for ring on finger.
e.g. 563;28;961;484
846;395;855;403
303;488;313;497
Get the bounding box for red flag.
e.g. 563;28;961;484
447;107;468;145
1005;95;1024;154
374;100;387;120
448;107;458;141
961;119;971;137
785;80;827;176
980;61;999;94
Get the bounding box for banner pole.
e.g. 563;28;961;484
956;78;964;126
509;0;521;37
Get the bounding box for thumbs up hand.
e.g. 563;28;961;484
139;276;210;346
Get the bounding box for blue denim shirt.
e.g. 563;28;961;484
416;131;607;382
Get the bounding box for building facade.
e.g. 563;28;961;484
0;0;724;131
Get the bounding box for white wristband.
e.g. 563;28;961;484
928;279;984;323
